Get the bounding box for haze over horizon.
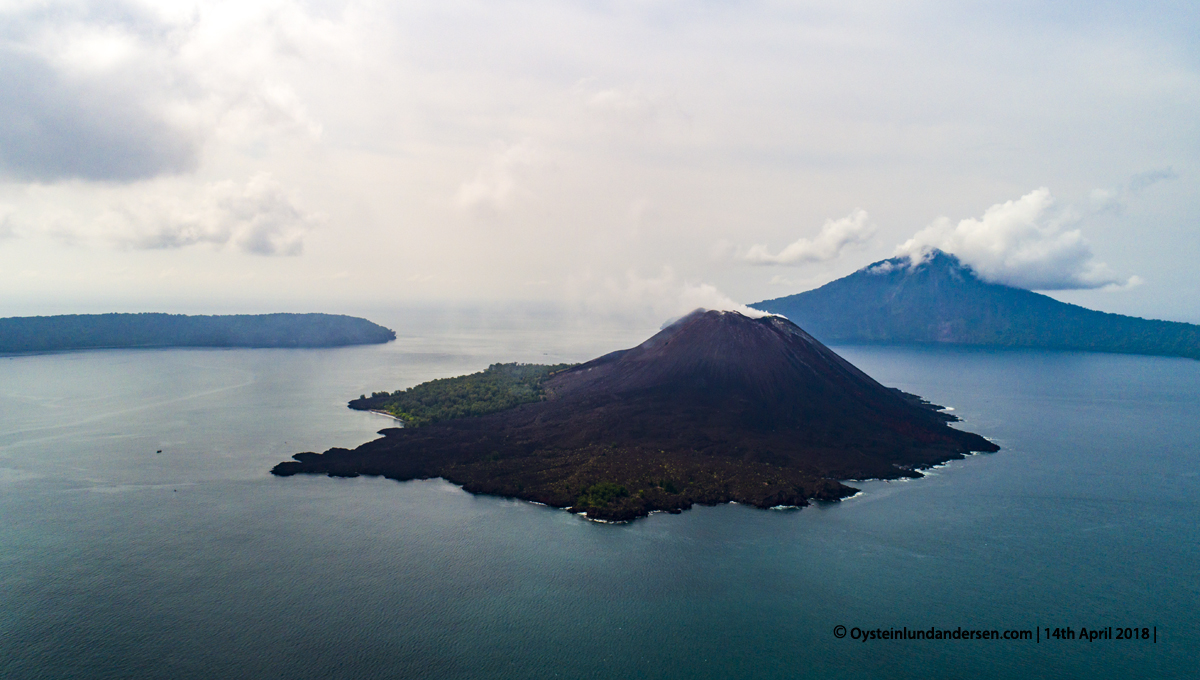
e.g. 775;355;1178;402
1;1;1197;324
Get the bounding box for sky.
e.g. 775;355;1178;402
0;0;1197;324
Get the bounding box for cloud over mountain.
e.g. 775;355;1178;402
895;188;1136;291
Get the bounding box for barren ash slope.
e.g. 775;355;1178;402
273;309;997;521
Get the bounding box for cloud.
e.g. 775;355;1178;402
0;0;328;182
0;205;15;238
107;173;320;255
570;266;769;323
895;188;1135;290
1090;167;1180;213
455;140;542;211
585;87;653;118
574;80;664;124
0;33;200;181
0;1;1192;313
1128;167;1179;193
742;209;874;265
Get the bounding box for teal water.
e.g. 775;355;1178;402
1;318;1197;679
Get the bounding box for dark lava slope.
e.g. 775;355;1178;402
273;310;997;521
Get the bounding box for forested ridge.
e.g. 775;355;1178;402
0;313;396;352
754;250;1200;360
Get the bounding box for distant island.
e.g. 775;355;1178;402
273;310;997;521
0;313;396;353
753;249;1200;360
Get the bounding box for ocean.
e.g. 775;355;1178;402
1;311;1196;679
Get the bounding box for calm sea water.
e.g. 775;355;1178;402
1;313;1197;679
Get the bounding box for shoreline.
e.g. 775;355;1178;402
367;409;406;424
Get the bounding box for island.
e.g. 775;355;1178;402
272;309;997;521
0;313;396;353
753;249;1200;360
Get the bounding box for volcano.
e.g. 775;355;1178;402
753;249;1200;359
272;310;997;520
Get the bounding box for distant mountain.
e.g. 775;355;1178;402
752;250;1200;360
0;313;396;353
274;310;995;521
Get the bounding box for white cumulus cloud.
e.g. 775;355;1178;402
895;188;1135;290
742;209;874;265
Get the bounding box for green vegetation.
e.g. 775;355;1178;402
0;313;395;353
349;362;575;427
575;482;629;508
